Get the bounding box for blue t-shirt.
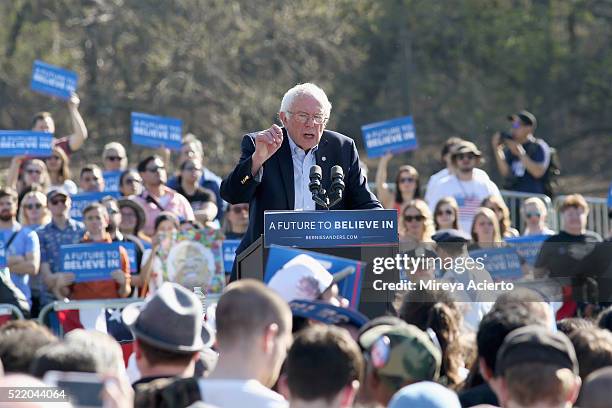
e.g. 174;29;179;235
504;138;551;194
0;224;40;305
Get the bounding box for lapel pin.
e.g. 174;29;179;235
322;156;327;162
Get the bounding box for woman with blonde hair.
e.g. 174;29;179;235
102;142;128;172
470;207;502;249
376;152;421;211
481;195;519;237
18;190;51;229
45;147;78;194
433;197;460;231
400;199;435;249
521;197;555;236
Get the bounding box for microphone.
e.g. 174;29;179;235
329;165;345;207
309;165;328;208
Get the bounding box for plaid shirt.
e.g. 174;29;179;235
37;218;85;274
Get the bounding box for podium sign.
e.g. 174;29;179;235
264;209;397;248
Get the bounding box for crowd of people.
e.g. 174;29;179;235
0;82;611;407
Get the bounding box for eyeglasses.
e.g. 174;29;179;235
403;214;425;222
50;197;67;206
436;209;453;216
399;177;415;184
231;205;249;214
288;111;327;125
25;203;43;210
26;169;42;175
146;166;165;173
455;153;476;161
105;156;123;162
526;212;541;218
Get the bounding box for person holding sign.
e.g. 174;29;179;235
375;153;421;212
45;147;77;195
60;203;130;300
221;83;381;278
6;159;51;198
29;93;88;156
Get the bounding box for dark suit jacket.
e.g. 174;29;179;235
221;128;382;277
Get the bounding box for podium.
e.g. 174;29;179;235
236;210;400;318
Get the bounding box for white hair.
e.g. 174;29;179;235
279;83;332;117
103;142;128;169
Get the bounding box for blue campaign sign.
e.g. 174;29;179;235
131;112;182;150
60;242;125;283
30;60;78;100
69;191;121;221
289;300;369;328
222;240;241;273
117;241;138;272
469;246;523;281
264;246;365;308
505;235;549;266
264;209;397;248
0;241;6;268
608;182;612;209
361;116;418;158
103;171;122;193
0;131;53;157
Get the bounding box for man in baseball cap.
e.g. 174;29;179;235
360;324;441;406
490;325;581;408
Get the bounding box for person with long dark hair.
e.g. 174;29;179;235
375;152;420;211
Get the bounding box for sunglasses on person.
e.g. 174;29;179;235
399;177;415;184
526;212;541;218
50;197;67;206
436;209;453;216
105;156;123;162
25;203;43;210
455;153;476;161
146;166;165;173
231;205;249;214
26;168;42;175
403;214;425;222
182;165;202;172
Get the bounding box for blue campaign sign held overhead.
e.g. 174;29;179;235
469;246;524;281
264;209;398;248
30;60;78;100
69;191;121;221
103;171;122;193
131;112;182;150
222;240;241;273
0;131;53;157
361;116;418;158
60;242;125;283
264;246;365;309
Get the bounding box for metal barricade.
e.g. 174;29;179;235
38;298;144;336
553;195;610;238
0;303;25;322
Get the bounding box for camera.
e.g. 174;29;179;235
500;131;513;140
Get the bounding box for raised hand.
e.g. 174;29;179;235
251;124;283;174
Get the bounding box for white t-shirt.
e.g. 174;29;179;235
198;379;288;408
141;248;164;295
426;172;501;232
425;167;490;201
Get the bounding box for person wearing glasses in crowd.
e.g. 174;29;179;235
134;155;194;237
175;158;218;227
492;110;552;195
102;142;128;172
119;169;143;198
7;159;51;198
78;164;105;193
521;197;555;236
221;83;381;280
433;197;459;231
399;199;435;250
426;141;501;232
44;147;77;195
375;152;421;212
166;133;225;221
481;195;519;238
223;203;250;240
36;188;85;305
18;191;51;230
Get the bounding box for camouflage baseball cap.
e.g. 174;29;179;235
367;324;441;384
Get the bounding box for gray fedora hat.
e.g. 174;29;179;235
122;282;213;352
